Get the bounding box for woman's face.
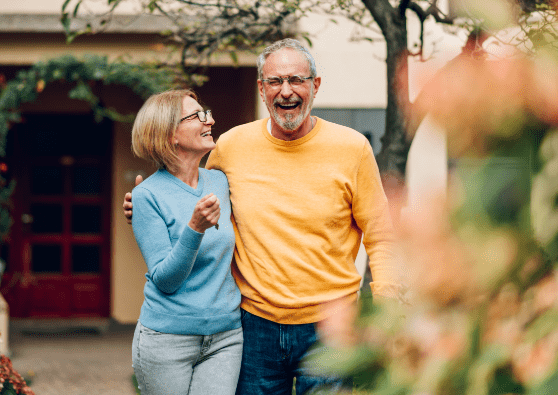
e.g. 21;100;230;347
173;95;215;156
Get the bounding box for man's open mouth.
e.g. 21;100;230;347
276;102;300;110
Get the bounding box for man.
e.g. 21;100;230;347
125;38;400;394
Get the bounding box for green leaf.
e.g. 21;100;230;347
527;369;558;395
61;0;73;13
60;13;71;34
526;309;558;342
301;34;313;47
147;0;157;13
65;31;79;44
72;2;81;17
466;345;511;395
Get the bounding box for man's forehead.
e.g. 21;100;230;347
262;48;310;76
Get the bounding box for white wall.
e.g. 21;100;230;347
299;13;387;109
302;9;467;107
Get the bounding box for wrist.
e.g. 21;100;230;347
188;220;205;233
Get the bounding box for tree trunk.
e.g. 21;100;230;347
376;28;411;180
362;0;412;180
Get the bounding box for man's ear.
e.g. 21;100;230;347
257;80;265;102
312;76;321;98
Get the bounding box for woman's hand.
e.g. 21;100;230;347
188;193;220;233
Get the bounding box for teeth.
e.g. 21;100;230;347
201;132;211;137
278;103;298;109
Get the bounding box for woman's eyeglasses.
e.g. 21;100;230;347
180;110;212;123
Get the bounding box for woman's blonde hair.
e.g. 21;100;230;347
132;89;199;172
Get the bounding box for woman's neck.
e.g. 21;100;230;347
169;155;201;188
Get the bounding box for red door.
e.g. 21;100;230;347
1;113;112;318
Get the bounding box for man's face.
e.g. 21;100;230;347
258;48;321;135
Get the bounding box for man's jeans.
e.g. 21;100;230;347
235;309;346;395
132;321;243;395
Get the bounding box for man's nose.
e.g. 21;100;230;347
279;80;294;97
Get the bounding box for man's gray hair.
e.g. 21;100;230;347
257;38;317;80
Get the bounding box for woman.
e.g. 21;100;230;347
130;89;242;395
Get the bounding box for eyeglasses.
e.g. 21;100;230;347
180;110;212;123
260;75;313;88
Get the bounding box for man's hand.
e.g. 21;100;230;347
316;299;358;349
188;194;220;233
123;175;143;224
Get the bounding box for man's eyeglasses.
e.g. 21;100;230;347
180;110;212;123
260;75;313;88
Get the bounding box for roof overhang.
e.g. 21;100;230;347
0;13;176;34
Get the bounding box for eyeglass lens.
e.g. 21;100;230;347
266;76;307;87
199;110;211;122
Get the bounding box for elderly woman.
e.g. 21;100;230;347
130;89;242;395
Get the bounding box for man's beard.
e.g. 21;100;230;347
266;87;314;131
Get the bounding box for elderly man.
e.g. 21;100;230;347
125;38;399;394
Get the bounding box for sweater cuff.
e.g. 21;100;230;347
179;225;204;250
369;281;403;300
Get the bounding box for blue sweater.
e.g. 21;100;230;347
131;168;241;335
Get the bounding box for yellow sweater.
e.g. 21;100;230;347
206;117;400;324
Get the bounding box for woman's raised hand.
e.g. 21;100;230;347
188;193;220;233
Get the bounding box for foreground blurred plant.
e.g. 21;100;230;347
0;355;34;395
309;2;558;394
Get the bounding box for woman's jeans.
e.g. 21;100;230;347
235;309;346;395
132;321;243;395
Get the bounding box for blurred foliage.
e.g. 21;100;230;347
0;355;34;395
451;0;558;53
308;2;558;395
131;374;141;394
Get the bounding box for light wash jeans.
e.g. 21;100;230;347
132;321;243;395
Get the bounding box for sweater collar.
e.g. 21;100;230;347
261;117;322;146
158;168;204;196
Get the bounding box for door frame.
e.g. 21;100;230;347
1;112;112;318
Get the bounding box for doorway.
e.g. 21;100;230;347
1;113;112;318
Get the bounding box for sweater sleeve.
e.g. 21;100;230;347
352;142;402;299
132;186;204;294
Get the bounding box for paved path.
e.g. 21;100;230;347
8;320;137;395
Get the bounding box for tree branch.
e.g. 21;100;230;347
407;0;454;25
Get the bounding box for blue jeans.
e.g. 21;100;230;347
236;309;346;395
132;321;243;395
